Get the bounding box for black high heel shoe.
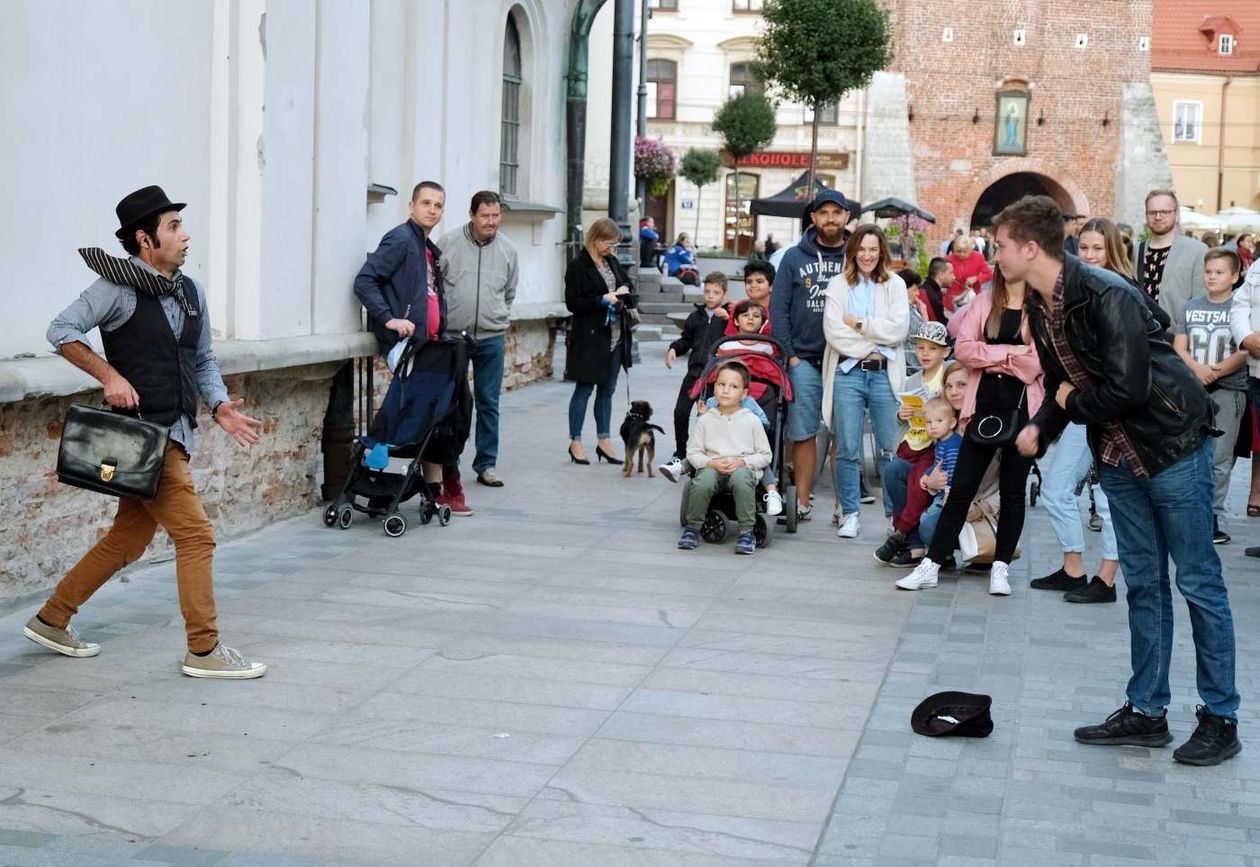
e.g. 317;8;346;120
595;445;623;465
568;445;590;465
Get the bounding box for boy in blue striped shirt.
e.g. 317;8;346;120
876;397;960;562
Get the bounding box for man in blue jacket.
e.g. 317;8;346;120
769;190;850;520
354;181;473;517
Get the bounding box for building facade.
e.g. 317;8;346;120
598;0;864;253
1150;1;1260;212
0;0;583;598
876;0;1172;241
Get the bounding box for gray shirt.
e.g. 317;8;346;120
1176;295;1248;392
47;258;230;454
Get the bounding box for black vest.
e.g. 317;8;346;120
101;287;200;427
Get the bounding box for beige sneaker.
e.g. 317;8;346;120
23;616;100;658
181;644;266;679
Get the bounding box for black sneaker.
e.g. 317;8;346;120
873;533;906;564
1173;706;1241;766
678;527;700;550
1213;519;1230;545
1074;703;1173;747
1030;567;1088;592
888;546;922;568
1064;576;1117;604
1247;546;1260;559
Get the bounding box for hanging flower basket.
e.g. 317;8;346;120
635;136;677;197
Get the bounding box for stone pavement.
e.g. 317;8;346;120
0;337;1258;865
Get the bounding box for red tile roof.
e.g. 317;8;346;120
1153;1;1260;73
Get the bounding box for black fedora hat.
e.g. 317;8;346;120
911;691;994;738
114;185;186;240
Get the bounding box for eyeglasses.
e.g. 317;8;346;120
1145;209;1176;218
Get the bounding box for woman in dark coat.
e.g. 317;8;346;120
565;217;637;464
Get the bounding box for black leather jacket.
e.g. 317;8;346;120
1027;255;1213;477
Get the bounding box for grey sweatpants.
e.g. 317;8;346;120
1209;388;1246;527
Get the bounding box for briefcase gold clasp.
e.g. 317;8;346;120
101;462;116;483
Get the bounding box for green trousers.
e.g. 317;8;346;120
686;466;757;533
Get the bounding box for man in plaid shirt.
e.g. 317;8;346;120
993;196;1239;768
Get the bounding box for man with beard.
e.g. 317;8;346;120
1135;190;1207;329
769;190;850;521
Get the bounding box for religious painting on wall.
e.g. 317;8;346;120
994;90;1029;156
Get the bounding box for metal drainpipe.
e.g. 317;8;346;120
1217;75;1232;212
565;0;610;256
635;0;650;212
610;0;636;268
855;87;866;206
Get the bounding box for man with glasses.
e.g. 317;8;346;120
1136;190;1207;329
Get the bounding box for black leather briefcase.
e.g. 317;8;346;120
56;404;170;500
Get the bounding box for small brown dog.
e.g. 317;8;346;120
619;400;665;478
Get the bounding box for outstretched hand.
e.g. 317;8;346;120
1015;424;1040;457
215;399;263;447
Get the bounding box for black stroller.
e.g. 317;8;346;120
679;333;796;547
324;335;473;537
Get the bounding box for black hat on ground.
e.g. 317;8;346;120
114;186;186;240
911;691;994;738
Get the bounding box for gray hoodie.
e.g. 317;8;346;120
436;223;519;338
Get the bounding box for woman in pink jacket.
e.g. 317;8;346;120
896;266;1044;595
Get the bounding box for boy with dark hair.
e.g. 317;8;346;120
679;361;772;555
660;272;730;481
1174;248;1248;544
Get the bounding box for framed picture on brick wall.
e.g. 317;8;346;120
994;90;1029;156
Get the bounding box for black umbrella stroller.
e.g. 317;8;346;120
324;335;473;537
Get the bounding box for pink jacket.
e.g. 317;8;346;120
952;289;1044;425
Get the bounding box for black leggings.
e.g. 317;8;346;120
926;437;1033;565
672;373;700;458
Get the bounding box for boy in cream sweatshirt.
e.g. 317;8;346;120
679;361;773;555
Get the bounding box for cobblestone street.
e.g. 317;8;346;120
1;338;1258;865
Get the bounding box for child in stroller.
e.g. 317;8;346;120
324;335;473;537
679;330;797;547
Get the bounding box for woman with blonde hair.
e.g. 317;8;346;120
564;218;636;464
822;224;910;539
945;232;993;318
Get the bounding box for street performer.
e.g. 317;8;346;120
23;186;266;679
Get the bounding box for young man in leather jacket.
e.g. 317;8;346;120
999;195;1240;767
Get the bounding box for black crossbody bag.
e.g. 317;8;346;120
965;385;1026;448
57;404;170;500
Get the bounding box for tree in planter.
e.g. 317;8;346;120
756;0;890;194
678;149;723;244
711;93;776;255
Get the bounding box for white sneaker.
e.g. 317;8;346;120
837;513;861;539
659;457;684;483
181;644;267;679
989;561;1011;596
895;559;940;591
763;490;784;516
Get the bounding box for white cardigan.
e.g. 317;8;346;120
820;271;911;428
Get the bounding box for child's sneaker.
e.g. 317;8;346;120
874;531;906;564
895;559;940;591
659;457;684;483
678;527;700;550
763;490;783;516
734;530;756;555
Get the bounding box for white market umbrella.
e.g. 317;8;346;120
1178;207;1224;231
1214;206;1260;233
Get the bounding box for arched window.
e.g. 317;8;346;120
646;59;676;120
500;15;523;197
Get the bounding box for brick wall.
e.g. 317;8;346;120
885;0;1155;240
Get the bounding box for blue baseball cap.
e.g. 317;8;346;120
809;189;851;213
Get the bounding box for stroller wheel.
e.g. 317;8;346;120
700;511;727;544
438;505;452;526
754;514;770;548
337;504;354;530
383;512;407;538
1088;514;1103;533
322;504;338;527
1028;480;1040;508
783;484;798;534
419;507;433;525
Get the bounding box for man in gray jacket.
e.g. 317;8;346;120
438;191;519;487
1135;189;1207;329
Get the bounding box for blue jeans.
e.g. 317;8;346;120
918;498;943;549
469;334;506;474
786;360;823;442
1042;422;1118;561
568;346;622;440
882;454;925;546
832;367;901;516
1099;440;1238;719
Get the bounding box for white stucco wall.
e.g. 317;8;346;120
0;0;570;361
